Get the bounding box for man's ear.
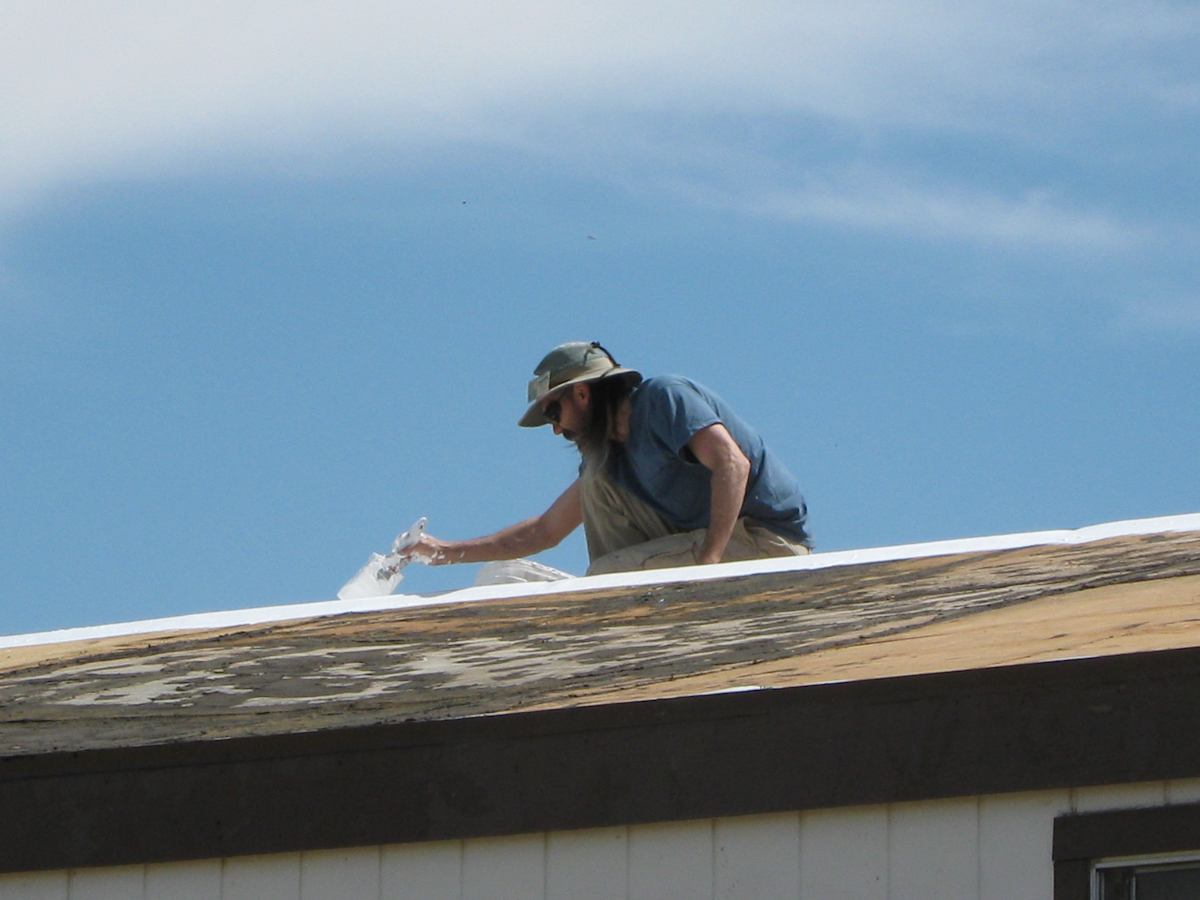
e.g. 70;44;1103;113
575;383;590;404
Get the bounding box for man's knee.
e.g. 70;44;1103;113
586;531;701;575
585;519;807;576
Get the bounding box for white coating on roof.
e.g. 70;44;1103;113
4;512;1199;650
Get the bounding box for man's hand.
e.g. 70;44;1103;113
687;423;751;564
402;534;465;566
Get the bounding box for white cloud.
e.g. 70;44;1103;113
733;169;1140;249
0;1;1195;224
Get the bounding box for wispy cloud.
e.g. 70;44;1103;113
736;170;1141;249
1;0;1196;221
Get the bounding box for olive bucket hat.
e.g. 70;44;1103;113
519;341;642;427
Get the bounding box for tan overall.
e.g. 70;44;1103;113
579;471;809;576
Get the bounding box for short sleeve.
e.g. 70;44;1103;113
640;377;722;456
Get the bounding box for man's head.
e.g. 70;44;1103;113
519;341;641;429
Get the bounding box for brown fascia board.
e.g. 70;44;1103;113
2;644;1200;874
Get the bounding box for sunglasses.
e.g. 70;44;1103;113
543;397;563;424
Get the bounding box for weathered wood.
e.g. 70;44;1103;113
2;531;1199;756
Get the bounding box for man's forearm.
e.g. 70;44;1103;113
413;480;584;566
435;518;556;563
699;458;750;564
687;424;752;565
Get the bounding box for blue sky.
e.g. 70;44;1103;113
2;2;1198;635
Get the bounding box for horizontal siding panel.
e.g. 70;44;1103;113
381;841;461;900
145;860;219;900
714;812;799;900
221;853;300;900
300;847;379;900
0;872;68;900
67;866;143;900
462;833;544;900
629;819;713;900
979;791;1067;900
799;804;888;900
547;827;627;900
889;797;979;900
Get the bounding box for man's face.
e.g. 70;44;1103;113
543;383;589;443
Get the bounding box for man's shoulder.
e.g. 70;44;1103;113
636;374;706;398
630;375;724;443
634;375;727;414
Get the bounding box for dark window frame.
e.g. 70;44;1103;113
1094;854;1200;899
1054;801;1200;900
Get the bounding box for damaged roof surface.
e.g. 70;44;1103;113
3;528;1200;757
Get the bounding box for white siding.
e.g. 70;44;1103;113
9;778;1199;900
714;812;799;900
221;853;300;900
800;804;889;900
300;847;380;900
66;867;143;900
979;790;1067;900
547;826;627;900
889;797;980;900
462;833;545;900
381;840;461;900
145;860;220;900
629;819;713;900
0;872;67;900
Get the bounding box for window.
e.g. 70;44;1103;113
1094;853;1200;900
1054;801;1200;900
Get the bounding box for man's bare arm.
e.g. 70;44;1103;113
688;423;751;565
409;480;584;565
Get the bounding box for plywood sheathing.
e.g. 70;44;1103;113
555;571;1200;708
2;531;1199;756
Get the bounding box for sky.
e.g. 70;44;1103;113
2;1;1198;636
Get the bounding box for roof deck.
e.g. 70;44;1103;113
3;516;1199;757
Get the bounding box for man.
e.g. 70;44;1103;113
408;341;809;575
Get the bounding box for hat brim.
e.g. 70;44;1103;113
518;368;642;428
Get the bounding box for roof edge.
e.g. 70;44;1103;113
4;511;1199;650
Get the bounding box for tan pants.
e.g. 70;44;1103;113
580;472;809;576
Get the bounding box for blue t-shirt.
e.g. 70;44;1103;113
608;375;809;544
